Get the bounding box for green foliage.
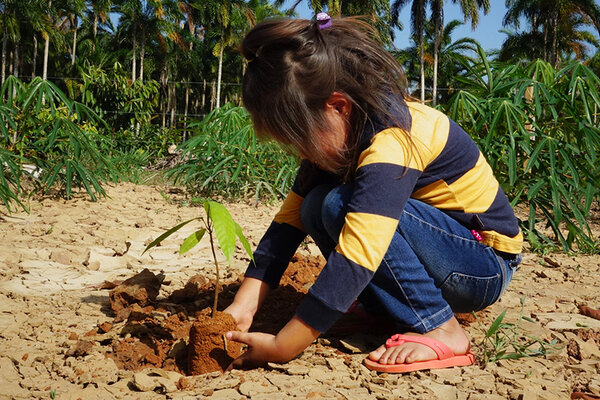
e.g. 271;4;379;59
0;76;115;207
167;103;298;201
105;148;153;184
72;61;160;132
110;125;182;160
0;98;23;212
445;46;600;253
143;200;253;317
478;298;561;364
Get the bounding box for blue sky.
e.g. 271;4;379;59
285;2;511;52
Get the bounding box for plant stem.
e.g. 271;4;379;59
207;220;220;318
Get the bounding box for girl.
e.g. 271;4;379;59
224;14;522;373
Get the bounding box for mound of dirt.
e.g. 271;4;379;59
88;253;326;375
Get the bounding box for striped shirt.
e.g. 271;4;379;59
245;101;522;333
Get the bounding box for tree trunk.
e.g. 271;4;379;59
12;42;19;78
93;13;98;52
132;25;137;82
543;23;549;62
170;82;176;128
432;48;438;106
42;32;50;80
32;34;37;78
161;68;167;128
43;0;52;81
139;35;145;83
216;43;224;108
71;17;77;66
12;43;19;97
432;6;443;106
202;79;206;109
419;39;425;103
184;82;190;140
210;80;216;111
551;12;558;67
1;34;7;85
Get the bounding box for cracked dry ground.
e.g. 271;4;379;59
1;182;600;400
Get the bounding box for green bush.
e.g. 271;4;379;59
71;61;160;133
0;76;115;207
167;103;298;201
111;125;181;160
445;46;600;253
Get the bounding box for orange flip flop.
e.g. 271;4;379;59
364;333;475;373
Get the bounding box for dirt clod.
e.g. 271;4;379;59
109;268;163;313
188;311;243;375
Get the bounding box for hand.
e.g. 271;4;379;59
223;303;254;333
224;277;271;332
226;315;321;370
225;331;281;369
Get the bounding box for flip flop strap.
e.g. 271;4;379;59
385;334;455;360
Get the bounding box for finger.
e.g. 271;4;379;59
225;330;254;346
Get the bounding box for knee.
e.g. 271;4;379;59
300;184;333;236
321;184;353;238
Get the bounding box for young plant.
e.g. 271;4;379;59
167;103;298;201
478;298;561;364
143;200;253;317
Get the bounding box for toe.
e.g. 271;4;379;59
368;344;386;361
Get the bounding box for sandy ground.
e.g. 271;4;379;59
1;182;600;400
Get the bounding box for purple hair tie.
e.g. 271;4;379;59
316;12;332;30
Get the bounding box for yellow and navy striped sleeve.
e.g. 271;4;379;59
296;102;522;332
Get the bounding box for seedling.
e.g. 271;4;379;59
143;200;253;317
477;297;561;364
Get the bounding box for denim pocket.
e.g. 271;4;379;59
440;272;501;313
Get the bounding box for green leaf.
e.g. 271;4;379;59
486;310;507;338
204;200;237;264
180;229;206;255
234;222;254;261
143;218;199;255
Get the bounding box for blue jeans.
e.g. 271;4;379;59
300;184;521;334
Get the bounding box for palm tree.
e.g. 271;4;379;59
429;0;489;105
0;0;47;83
392;0;427;102
395;18;479;104
198;0;255;108
503;0;600;66
88;0;112;52
1;0;21;84
499;13;599;63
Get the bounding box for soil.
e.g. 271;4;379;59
1;182;600;399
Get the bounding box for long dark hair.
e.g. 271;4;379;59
241;16;411;179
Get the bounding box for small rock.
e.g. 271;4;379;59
338;339;362;353
132;370;178;393
238;380;278;397
169;274;208;303
66;340;94;357
84;247;124;271
286;365;311;375
0;357;20;381
209;388;243;399
589;378;600;395
109;268;163;313
325;357;347;370
98;322;113;333
49;249;72;265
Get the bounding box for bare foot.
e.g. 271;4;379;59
367;317;470;365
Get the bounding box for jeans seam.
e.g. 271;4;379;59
382;255;453;332
381;256;427;329
402;210;477;243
